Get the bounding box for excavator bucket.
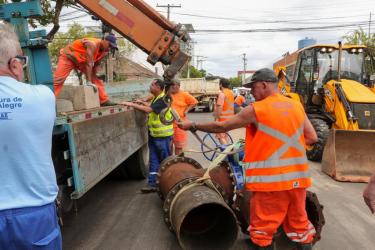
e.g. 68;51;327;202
321;129;375;182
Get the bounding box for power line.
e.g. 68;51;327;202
166;11;369;24
193;21;374;33
156;3;181;20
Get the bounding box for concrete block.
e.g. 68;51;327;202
59;85;100;111
56;99;74;113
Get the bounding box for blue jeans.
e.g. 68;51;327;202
0;203;62;250
148;136;172;187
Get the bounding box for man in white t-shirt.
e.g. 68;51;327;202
0;23;61;249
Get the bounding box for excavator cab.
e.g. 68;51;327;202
291;44;375;182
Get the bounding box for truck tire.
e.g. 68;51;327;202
306;118;329;162
126;143;149;179
205;99;214;112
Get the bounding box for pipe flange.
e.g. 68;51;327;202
156;156;203;198
162;177;228;232
306;191;325;243
218;161;238;205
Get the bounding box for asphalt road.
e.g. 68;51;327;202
62;112;375;250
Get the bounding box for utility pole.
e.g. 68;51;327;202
186;41;196;78
369;12;372;36
242;53;247;85
156;3;181;20
195;55;207;70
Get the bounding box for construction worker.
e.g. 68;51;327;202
214;78;234;144
169;78;198;155
53;34;118;106
363;172;375;213
178;68;318;250
121;79;173;193
0;23;61;249
234;90;247;114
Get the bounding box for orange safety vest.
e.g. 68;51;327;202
62;38;107;65
242;93;311;192
218;88;234;122
234;95;246;107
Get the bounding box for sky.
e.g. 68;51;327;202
57;0;375;78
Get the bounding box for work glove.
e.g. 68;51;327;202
86;81;98;93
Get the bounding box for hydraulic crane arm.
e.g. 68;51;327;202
76;0;190;80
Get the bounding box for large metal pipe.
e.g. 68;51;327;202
157;155;325;249
157;156;204;199
165;180;238;250
158;156;238;250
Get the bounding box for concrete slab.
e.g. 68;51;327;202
59;85;100;111
56;99;74;113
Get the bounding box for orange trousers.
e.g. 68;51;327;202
173;124;188;149
53;53;109;104
249;188;316;247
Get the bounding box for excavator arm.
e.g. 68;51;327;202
76;0;191;80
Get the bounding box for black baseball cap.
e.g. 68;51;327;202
244;68;278;87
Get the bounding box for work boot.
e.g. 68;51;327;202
140;186;157;194
101;100;118;106
296;243;312;250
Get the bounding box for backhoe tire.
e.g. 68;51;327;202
125;143;149;179
306;119;329;162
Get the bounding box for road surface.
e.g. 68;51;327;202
62;112;375;250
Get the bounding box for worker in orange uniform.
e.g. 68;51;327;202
178;68;318;250
234;90;247;114
53;34;118;106
214;78;234;144
169;78;198;155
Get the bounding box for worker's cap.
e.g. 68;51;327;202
104;34;118;50
244;68;278;87
171;78;180;85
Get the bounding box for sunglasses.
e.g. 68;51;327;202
8;55;28;69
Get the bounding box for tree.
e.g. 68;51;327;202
229;77;242;88
343;27;375;47
344;27;375;75
181;65;206;78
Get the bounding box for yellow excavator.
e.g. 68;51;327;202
275;42;375;182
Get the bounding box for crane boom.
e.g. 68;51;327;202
76;0;190;80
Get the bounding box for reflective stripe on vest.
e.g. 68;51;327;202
243;124;307;169
147;92;174;138
246;170;310;184
243;122;309;187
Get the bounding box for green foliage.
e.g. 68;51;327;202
343;27;375;46
181;65;206;78
229;77;242;88
344;27;375;75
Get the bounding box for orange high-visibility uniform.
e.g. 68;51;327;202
53;38;109;104
242;93;315;247
218;88;234;122
171;91;198;149
234;95;246;107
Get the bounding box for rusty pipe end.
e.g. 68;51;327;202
157;156;203;199
168;184;238;250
